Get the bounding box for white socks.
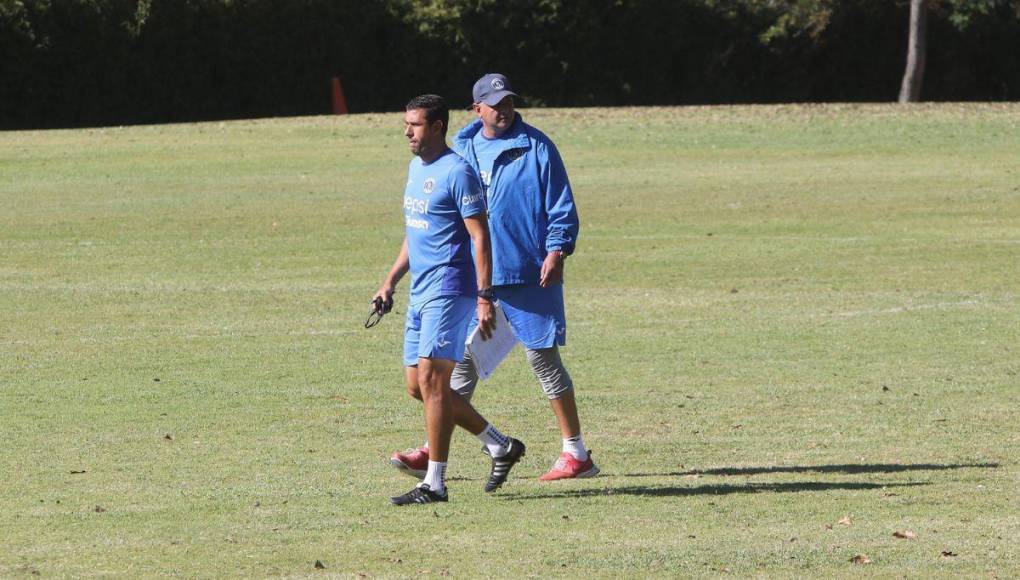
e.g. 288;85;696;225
421;460;447;493
476;423;511;458
421;422;509;494
563;435;589;461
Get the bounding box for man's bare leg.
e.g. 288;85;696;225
395;362;520;490
405;366;488;436
526;346;599;480
416;357;457;464
550;389;581;439
390;357;458;505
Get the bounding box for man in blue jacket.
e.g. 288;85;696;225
390;74;598;481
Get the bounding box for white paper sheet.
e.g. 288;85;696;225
465;303;519;380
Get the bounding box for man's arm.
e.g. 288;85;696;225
372;238;410;306
463;214;496;340
538;140;579;287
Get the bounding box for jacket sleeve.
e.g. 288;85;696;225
538;139;580;255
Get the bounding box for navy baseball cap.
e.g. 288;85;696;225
472;73;518;106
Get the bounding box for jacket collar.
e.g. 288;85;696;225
455;113;531;152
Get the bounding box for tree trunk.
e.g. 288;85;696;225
898;0;928;103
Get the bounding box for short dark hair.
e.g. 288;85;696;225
406;94;449;134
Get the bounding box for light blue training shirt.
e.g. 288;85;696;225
403;148;487;306
470;131;507;197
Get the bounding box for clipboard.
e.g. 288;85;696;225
465;303;519;380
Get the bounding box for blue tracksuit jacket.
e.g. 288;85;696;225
452;113;580;286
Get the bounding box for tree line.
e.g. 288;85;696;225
2;0;1019;129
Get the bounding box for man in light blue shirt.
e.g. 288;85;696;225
389;76;599;482
372;95;525;505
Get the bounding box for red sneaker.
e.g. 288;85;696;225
389;446;429;479
539;452;600;481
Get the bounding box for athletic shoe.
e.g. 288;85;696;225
539;452;600;481
390;483;448;506
389;446;428;479
484;437;526;492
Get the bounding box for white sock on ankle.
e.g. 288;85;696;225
563;435;588;461
476;423;511;458
421;460;447;493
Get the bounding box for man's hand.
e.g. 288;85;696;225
539;251;565;287
371;285;395;313
476;299;496;340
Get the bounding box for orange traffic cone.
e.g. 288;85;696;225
331;77;349;115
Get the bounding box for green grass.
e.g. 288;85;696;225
2;104;1018;578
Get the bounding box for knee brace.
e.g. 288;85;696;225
526;346;574;399
449;355;479;400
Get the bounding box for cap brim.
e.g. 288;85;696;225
480;90;518;106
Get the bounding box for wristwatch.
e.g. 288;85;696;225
477;287;496;302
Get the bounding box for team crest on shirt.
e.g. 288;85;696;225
491;78;505;90
506;149;524;162
423;177;435;194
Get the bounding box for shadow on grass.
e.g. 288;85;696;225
622;462;1000;478
501;481;928;500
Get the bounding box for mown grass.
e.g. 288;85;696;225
1;104;1018;578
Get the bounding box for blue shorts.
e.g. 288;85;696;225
404;295;475;366
466;284;567;350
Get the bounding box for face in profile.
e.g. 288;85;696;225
404;108;442;157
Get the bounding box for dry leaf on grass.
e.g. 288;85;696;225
893;530;917;539
941;551;957;557
314;560;325;569
850;554;872;565
838;516;853;526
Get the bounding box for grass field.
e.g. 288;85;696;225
2;104;1018;578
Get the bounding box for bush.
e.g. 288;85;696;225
2;0;1018;128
